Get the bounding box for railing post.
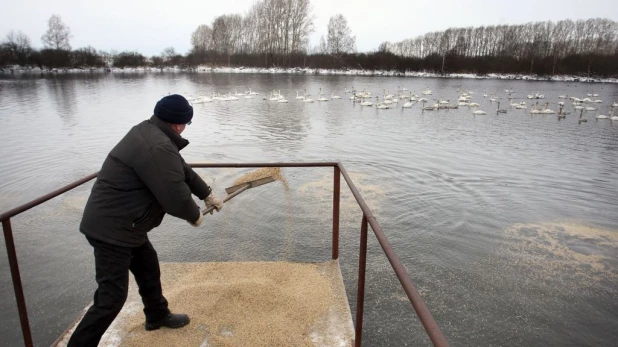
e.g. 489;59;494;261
2;218;33;347
332;165;341;260
355;215;368;347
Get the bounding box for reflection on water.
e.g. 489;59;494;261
0;73;617;346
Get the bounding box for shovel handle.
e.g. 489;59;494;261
201;183;251;216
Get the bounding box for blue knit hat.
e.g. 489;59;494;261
154;94;193;124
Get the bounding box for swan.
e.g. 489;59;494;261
422;89;432;95
317;95;329;101
578;109;587;123
402;100;414;108
227;93;239;101
558;94;568;99
530;102;541;114
296;91;305;100
234;90;244;96
595;110;609;119
331;92;342;99
376;103;389;109
593;99;603;103
360;98;373;106
611;101;618;107
472;106;486;115
610;109;618;121
585;106;597;111
277;98;289;103
458;102;470;106
303;96;314;103
541;102;556;114
468;102;480;107
248;89;259;95
244;94;254;99
496;102;507;114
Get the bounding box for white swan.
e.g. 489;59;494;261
612;101;618;107
248;89;259;95
472;108;486;115
402;100;414;108
530;102;541;114
610;109;618;121
331;92;341;99
296;91;305;100
595;110;609;119
360;98;373;106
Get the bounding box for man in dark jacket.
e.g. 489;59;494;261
68;94;223;346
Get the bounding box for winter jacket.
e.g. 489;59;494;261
80;115;211;247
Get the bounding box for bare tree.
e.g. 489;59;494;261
162;47;176;62
4;31;32;62
41;14;72;50
326;14;356;55
191;24;213;53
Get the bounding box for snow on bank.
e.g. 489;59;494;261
2;65;617;83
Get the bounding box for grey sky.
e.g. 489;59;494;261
2;0;617;56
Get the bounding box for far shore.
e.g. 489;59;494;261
2;65;617;84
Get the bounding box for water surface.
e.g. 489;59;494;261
1;73;617;346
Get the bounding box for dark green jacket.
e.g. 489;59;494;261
80;115;211;247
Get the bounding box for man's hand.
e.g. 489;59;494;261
204;194;223;214
189;211;204;227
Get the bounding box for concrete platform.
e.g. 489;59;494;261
54;260;354;346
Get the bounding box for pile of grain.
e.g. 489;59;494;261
233;167;290;191
119;262;338;347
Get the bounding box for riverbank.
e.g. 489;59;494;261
2;65;617;83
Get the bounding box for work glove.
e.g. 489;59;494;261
204;194;223;214
189;210;204;227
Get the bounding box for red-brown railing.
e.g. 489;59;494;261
0;162;448;347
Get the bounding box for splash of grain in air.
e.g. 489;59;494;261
233;167;294;258
233;167;290;191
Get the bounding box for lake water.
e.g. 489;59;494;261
1;72;617;346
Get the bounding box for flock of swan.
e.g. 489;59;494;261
184;86;618;122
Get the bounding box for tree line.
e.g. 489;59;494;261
380;18;618;76
1;10;617;77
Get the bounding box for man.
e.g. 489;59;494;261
68;94;223;346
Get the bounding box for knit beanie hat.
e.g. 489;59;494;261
154;94;193;124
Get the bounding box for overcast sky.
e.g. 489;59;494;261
2;0;617;55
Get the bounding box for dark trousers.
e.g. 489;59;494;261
67;236;170;347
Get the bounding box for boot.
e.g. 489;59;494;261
145;313;190;331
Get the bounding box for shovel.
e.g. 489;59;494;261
201;176;276;215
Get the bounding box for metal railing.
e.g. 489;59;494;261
1;162;448;347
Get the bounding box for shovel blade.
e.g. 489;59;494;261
225;176;276;194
